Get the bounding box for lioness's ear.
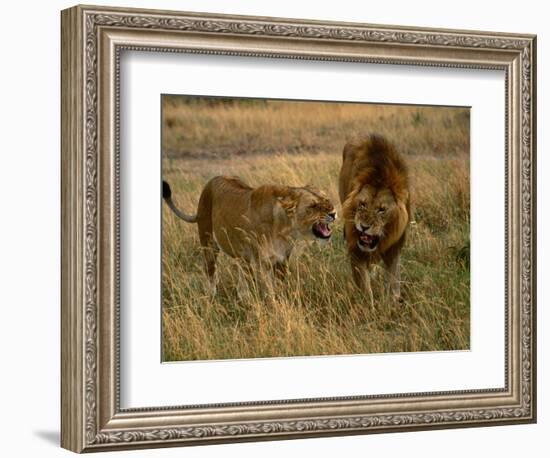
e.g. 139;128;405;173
276;194;298;217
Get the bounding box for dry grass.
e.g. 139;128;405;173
162;97;470;361
163;97;469;159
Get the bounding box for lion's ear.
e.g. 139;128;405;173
394;189;409;204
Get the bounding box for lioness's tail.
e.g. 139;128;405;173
162;181;197;223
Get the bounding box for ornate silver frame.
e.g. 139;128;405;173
61;4;537;453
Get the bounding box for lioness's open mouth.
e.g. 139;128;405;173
312;221;332;239
358;233;380;251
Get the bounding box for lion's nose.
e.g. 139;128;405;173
360;223;370;232
328;211;337;221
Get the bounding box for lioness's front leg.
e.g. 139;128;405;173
350;256;374;306
273;261;288;281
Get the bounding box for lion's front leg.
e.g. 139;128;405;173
382;250;402;302
351;256;374;306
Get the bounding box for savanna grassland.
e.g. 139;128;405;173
162;96;470;361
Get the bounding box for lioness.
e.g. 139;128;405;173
339;134;410;302
163;176;336;288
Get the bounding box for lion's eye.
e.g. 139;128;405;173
378;207;386;213
359;202;367;210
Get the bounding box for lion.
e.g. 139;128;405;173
163;176;336;290
339;134;410;303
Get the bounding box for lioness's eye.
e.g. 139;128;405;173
378;207;386;213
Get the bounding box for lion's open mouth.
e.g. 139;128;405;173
358;232;380;251
312;221;332;239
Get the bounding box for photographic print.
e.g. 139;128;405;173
161;95;471;362
62;6;536;451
